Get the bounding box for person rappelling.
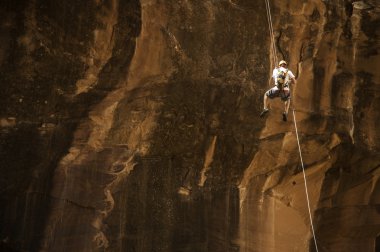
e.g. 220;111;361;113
260;60;297;121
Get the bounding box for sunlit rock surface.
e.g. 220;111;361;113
0;0;379;251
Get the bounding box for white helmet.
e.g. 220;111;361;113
278;60;287;66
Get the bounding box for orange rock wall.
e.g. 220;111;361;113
0;0;379;251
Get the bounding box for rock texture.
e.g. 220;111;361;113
0;0;379;251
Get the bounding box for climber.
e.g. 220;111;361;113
260;60;297;121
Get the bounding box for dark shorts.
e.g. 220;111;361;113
265;86;290;101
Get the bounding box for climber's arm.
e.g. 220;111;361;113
288;70;296;85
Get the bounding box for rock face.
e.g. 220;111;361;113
0;0;379;251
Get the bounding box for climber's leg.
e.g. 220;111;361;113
281;88;291;121
263;93;269;110
285;99;290;114
261;87;278;117
282;100;290;121
260;94;269;117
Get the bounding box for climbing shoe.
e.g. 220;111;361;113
282;112;287;122
260;108;269;118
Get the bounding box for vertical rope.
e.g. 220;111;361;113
265;0;278;67
264;1;320;249
263;0;320;250
292;109;320;252
265;0;275;60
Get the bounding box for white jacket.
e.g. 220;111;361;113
272;67;295;86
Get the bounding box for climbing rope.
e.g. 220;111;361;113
264;0;320;250
265;0;278;68
292;109;319;252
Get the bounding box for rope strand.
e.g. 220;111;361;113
264;0;320;250
265;0;278;66
292;109;319;252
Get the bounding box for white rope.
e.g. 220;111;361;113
265;0;276;61
264;1;319;249
264;0;278;66
292;109;319;252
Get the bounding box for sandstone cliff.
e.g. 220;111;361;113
0;0;379;251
